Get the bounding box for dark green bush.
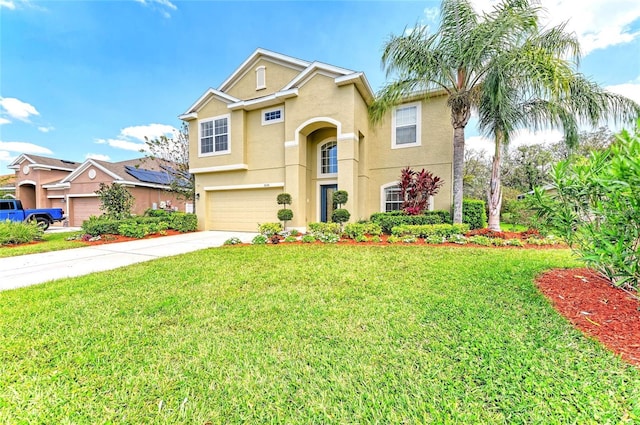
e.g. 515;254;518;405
462;199;487;230
332;190;348;206
276;193;292;205
168;213;198;232
277;208;293;221
370;210;451;234
331;208;351;224
144;208;172;218
118;222;149;239
82;216;122;236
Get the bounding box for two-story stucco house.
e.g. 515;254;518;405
180;48;452;231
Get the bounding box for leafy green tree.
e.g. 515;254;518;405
478;7;639;230
142;123;194;201
530;121;640;291
369;0;544;224
550;127;616;162
96;183;134;220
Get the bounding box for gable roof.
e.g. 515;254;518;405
8;154;81;172
218;48;310;92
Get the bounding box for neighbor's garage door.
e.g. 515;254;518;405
206;188;280;231
71;197;100;227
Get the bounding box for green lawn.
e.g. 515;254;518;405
0;231;84;258
1;245;638;423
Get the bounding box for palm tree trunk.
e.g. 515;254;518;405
452;125;465;224
487;130;503;231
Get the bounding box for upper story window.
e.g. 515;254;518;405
256;66;266;90
199;114;230;156
382;184;403;212
262;107;284;125
319;140;337;176
392;102;421;148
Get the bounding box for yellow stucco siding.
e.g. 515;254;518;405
225;58;302;100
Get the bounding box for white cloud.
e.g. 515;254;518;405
38;126;54;133
85;153;111;161
470;0;640;54
423;7;439;23
605;81;640;105
0;0;15;10
0;118;10;125
0;151;13;162
134;0;177;17
0;97;39;122
95;138;148;153
0;141;53;155
120;123;177;142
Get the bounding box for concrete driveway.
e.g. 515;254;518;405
0;231;256;291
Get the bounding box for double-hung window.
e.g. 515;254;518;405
383;185;403;212
392;102;421;148
200;114;230;156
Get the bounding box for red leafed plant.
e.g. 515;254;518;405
399;166;444;215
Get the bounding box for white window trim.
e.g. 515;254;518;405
317;138;338;178
198;114;231;157
256;66;266;90
380;182;403;212
391;101;421;149
261;107;284;125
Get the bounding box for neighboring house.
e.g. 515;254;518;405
0;174;16;198
9;154;189;226
180;48;452;231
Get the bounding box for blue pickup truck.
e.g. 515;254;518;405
0;199;66;231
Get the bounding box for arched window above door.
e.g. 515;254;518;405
319;140;337;176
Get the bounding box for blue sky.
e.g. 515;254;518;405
1;0;639;174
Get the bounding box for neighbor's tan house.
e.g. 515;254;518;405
181;48;452;231
9;154;188;226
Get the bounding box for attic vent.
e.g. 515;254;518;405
256;66;266;90
61;160;77;164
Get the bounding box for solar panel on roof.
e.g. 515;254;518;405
125;165;172;185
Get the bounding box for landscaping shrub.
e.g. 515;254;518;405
223;237;242;245
391;223;470;238
469;235;492;246
462;199;486;230
398;166;444;214
307;222;341;236
447;234;468;245
258;222;283;237
425;234;445;244
301;234;316;243
0;220;44;245
317;233;340;244
277;209;294;221
118;222;149;239
284;236;297;243
167;213;198;233
530;122;640;290
143;208;171;218
370;210;451;234
343;222;382;239
82;216;122;236
355;235;369;243
506;238;525;247
386;235;400;244
251;235;268;245
289;229;300;237
331;208;351;225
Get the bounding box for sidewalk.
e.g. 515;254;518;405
0;231;256;291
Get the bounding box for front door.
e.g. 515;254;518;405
320;184;338;222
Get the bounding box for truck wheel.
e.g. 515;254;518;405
35;217;50;231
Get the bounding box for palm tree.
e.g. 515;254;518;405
369;0;540;223
478;17;640;230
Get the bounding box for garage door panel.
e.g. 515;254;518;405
207;189;279;231
71;197;99;227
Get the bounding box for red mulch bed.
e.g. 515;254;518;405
536;268;640;367
78;229;184;245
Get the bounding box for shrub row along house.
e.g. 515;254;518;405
8;154;188;226
181;48;453;231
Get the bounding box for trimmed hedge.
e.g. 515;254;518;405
370;210;451;234
462;199;486;230
81;212;197;236
391;223;470;238
343;222;382;239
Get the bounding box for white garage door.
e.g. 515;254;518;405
206;188;280;231
71;197;100;227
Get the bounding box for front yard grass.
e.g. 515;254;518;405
0;231;82;257
1;245;638;423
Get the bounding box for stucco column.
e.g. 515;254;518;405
284;136;307;229
337;133;359;222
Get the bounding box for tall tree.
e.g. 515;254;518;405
478;2;639;230
142;123;194;201
369;0;540;223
